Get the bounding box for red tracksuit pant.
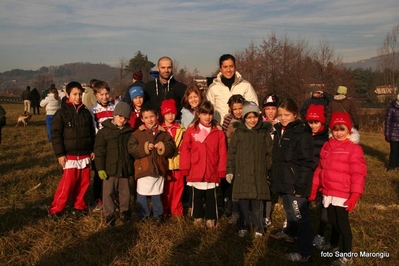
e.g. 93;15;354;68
49;166;90;214
162;170;184;216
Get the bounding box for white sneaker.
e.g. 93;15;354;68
312;234;325;247
282;219;287;228
238;229;248;237
264;217;272;227
254;232;263;238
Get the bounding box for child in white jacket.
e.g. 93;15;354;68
40;87;61;142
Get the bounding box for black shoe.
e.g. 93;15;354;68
48;212;63;220
153;216;164;225
119;211;131;223
71;208;87;219
224;198;233;217
106;214;116;227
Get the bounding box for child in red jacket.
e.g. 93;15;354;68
309;112;367;266
180;100;227;229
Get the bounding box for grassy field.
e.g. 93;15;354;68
0;102;397;266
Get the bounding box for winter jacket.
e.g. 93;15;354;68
206;71;258;124
82;86;98;110
300;92;332;120
272;119;315;197
385;100;399;142
180;124;227;183
326;95;359;127
163;123;186;170
312;125;329;165
30;89;41;107
144;76;187;120
51;100;96;158
128;125;176;180
94;119;134;178
21;89;31;100
312;129;366;199
227;120;273;200
180;107;195;129
40;93;61;115
123;80;146;103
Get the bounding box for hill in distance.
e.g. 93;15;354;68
343;56;380;70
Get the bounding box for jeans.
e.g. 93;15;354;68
46;115;53;142
136;193;163;218
282;194;313;256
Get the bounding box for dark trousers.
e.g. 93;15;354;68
92;162;102;202
327;205;352;252
282;194;313;256
239;199;264;234
103;177;130;216
316;195;329;236
192;187;217;220
388;141;399;168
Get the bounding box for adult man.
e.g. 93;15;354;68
300;87;332;121
21;86;31;114
206;54;258;124
123;70;146;104
144;57;187;121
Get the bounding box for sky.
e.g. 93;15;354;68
0;0;398;76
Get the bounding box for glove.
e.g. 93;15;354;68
98;170;108;180
226;174;234;184
385;135;390;142
308;185;319;202
344;193;360;212
354;125;359;131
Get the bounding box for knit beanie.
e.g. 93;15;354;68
330;112;352;131
129;86;144;101
242;101;260;118
132;70;143;80
113;102;132;119
160;99;177;116
337;86;347;95
311;87;319;94
262;94;279;109
306;104;325;123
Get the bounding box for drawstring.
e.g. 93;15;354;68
155;75;173;97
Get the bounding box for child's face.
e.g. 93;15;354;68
264;106;277;121
95;88;110;105
308;120;323;133
278;107;296;126
113;115;128;127
133;96;144;109
188;92;200;109
66;88;83;105
141;110;158;128
198;112;213;125
163;112;176;125
231;103;243;118
332;125;349;141
245;113;259;128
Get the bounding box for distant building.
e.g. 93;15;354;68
375;85;397;103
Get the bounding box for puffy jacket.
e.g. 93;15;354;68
128;125;176;180
385;100;399;142
94;119;134;178
206;71;258;124
40;93;61;115
227;120;273;200
51;101;96;157
272;119;315;197
312;130;366;199
180;124;227;183
312;125;329;165
164;124;186;170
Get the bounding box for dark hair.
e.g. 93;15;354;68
182;82;203;109
139;103;158;118
192;100;218;128
65;81;83;94
277;98;299;117
49;87;59;99
227;94;245;113
90;79;99;87
27;86;31;90
93;80;110;94
219;54;236;68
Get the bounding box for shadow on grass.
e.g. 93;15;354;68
360;143;388;166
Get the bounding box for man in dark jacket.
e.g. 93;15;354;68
300;87;332;121
123;70;146;104
144;57;187;121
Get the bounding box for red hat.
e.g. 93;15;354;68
160;99;177;116
330;112;352;131
306;104;325;124
132;70;143;80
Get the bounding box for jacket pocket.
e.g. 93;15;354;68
134;157;150;177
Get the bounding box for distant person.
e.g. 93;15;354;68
82;79;99;109
309;112;366;266
180;82;203;129
300;87;332;121
94;102;134;226
123;70;146;104
0;104;6;144
41;83;56;99
48;81;96;219
206;54;258;124
21;86;31;114
144;56;187;121
385;94;399;171
40;87;61;142
30;88;41;115
326;86;359;130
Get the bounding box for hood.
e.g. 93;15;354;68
333;94;346;101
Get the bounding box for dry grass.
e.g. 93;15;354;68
0;102;397;265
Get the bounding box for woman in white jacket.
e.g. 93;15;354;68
40;87;61;142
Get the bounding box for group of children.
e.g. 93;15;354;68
47;80;367;265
